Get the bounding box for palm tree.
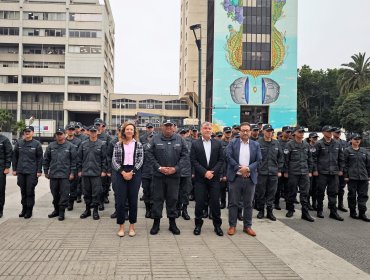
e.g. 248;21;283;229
338;52;370;95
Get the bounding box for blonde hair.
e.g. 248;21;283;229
119;122;139;144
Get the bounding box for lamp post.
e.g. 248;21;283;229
190;24;201;130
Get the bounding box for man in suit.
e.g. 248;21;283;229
226;122;262;236
191;122;224;236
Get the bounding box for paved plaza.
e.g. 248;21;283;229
0;176;369;280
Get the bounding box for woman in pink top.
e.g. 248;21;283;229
112;122;144;237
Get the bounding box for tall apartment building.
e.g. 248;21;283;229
0;0;114;128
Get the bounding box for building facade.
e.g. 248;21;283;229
0;0;114;128
110;94;190;131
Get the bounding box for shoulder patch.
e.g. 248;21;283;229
284;149;289;154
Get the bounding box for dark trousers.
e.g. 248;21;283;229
115;166;141;225
317;174;338;211
50;178;70;210
111;171;118;210
286;174;309;211
220;180;228;205
309;176;318;204
255;174;278;210
338;175;346;202
82;176;102;208
100;176;111;204
17;173;38;208
348;180;368;212
177;176;191;208
229;176;255;228
194;179;222;226
275;175;288;205
69;176;78;202
0;173;6;210
142;177;153;204
151;176;180;219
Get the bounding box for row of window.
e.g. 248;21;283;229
0;27;19;35
68;77;101;86
25;12;65;21
23;28;66;37
69;30;102;38
23;45;65;55
68;93;100;102
0;11;102;21
0;61;18;67
112;99;189;110
0;11;19;19
1;28;103;38
23;61;65;69
0;76;101;85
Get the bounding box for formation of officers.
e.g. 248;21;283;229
0;119;369;238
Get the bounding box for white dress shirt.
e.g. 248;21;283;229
202;137;212;166
238;139;250;174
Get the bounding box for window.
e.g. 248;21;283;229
0;27;19;36
0;75;18;83
22;76;64;85
23;45;65;55
113;98;137;109
68;93;100;102
24;12;65;21
0;61;18;67
69;30;102;38
68;45;102;54
165;100;188;110
23;28;65;37
139;99;162;110
0;11;19;19
69;13;102;22
23;61;64;69
68;77;101;86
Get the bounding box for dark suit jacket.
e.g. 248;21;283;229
190;138;224;182
226;138;262;185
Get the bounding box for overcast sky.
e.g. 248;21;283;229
109;0;370;95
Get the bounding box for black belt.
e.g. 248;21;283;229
236;174;251;179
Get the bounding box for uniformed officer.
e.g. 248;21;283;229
12;126;43;219
65;124;81;211
284;126;315;222
256;124;284;221
43;128;77;221
78;125;107;220
250;124;260;141
141;132;154;218
307;132;319;210
0;131;12;218
74;122;88;141
147;120;189;235
344;133;370;222
275;126;292;210
140;122;155;144
313;125;345;221
332;127;349;212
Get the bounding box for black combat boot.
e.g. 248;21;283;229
19;206;27;218
24;207;33;219
274;202;282;210
150;218;160;235
337;195;348;212
359;211;370;222
145;203;151;219
67;200;74;211
168;218;180;235
110;211;117;219
266;209;276;221
93;207;100;220
286;210;294;218
58;208;65;221
301;208;315;222
193;219;203;235
329;209;344;221
257;209;264;219
181;205;190;220
317;211;324;218
48;208;59;218
349;209;359;219
80;206;91;219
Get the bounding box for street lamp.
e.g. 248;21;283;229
190;23;201;130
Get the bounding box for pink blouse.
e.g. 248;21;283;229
123;139;136;165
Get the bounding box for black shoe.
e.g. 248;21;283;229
286;210;294;218
202;209;208;219
220;202;226;209
317;211;324;218
338;204;348;212
150;219;160;235
329;210;344;221
307;203;314;211
93;208;100;220
266;210;276;221
237;209;243;221
301;210;315;222
48;210;59;218
182;206;190;220
193;225;202;235
58;209;65;221
104;197;109;204
214;226;224;236
169;218;180;235
76;196;82;203
274;204;281;210
80;208;91;219
145;203;151;219
24;208;33;219
110;211;117;219
67;202;74;211
359;212;370;222
257;210;264;219
98;204;104;211
19;207;26;218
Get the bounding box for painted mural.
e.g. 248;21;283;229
212;0;298;128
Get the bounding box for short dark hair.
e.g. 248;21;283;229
239;122;251;129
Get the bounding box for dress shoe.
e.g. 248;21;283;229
48;210;59;218
227;227;236;236
220;202;226;209
182;206;190;220
98;204;105;211
67;202;74;211
338;204;348;212
329;210;344;221
359;212;370;222
349;210;359;219
193;225;202;235
93;208;100;220
257;210;264;219
274;204;282;210
169;218;180;235
317;211;324;218
80;208;91;219
266;210;276;221
301;210;315;222
24;208;33;219
286;210;294;218
237;209;243;221
76;196;82;203
214;226;224;236
104;197;109;204
19;207;26;218
150;219;160;235
110;211;117;219
243;227;256;237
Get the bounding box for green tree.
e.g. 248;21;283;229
0;109;13;132
12;120;26;138
338;52;370;95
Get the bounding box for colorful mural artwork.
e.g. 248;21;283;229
212;0;298;128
